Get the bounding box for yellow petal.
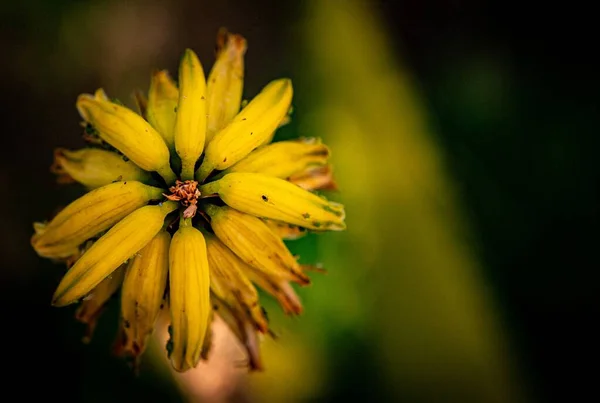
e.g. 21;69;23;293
196;78;293;181
75;264;126;343
147;70;179;149
51;201;178;307
52;148;152;190
168;219;211;371
132;89;148;117
76;94;176;183
220;138;329;179
174;49;207;180
199;309;215;361
262;219;307;241
205;205;309;285
32;181;164;259
200;173;345;231
212;295;264;370
244;268;303;315
206;30;246;142
94;88;109;101
205;232;268;332
119;230;171;358
288;164;338;191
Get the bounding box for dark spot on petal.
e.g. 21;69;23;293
262;195;268;202
308;148;330;157
323;205;344;217
302;213;310;219
242;118;247;121
201;96;205;100
223;157;227;162
313;221;322;228
250;132;253;135
166;339;174;357
124;320;131;329
213;305;219;310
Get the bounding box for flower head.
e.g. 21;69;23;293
32;29;346;372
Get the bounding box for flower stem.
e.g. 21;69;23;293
180;160;195;181
195;160;214;183
157;165;177;185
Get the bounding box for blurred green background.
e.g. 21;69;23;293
1;0;598;402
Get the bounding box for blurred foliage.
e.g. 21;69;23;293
268;1;525;402
246;1;528;402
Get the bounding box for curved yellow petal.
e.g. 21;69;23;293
75;264;126;343
288;164;338;191
94;88;109;101
262;219;308;241
119;230;170;358
168;219;211;371
196;78;293;181
51;202;178;307
147;70;179;150
205;232;268;332
174;49;207;180
206;30;246;142
220;138;329;179
243;268;303;315
76;94;176;183
200;173;345;231
212;295;264;371
205;205;309;285
52;148;152;190
32;181;164;259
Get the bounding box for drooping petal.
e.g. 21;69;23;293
118;230;171;358
220;138;329;179
132;89;148;117
174;49;207;180
51;148;152;190
75;264;126;343
288;164;338;191
205;232;268;332
94;88;109;101
200;173;345;231
262;219;308;240
147;70;179;150
32;181;164;259
206;30;246;142
243;268;303;315
51;202;178;307
205;205;309;285
168;219;211;372
212;295;264;371
196;78;293;181
77;94;176;183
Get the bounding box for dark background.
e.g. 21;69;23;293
1;1;598;402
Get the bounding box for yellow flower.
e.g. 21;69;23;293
31;29;346;372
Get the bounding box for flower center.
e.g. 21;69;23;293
164;180;201;218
